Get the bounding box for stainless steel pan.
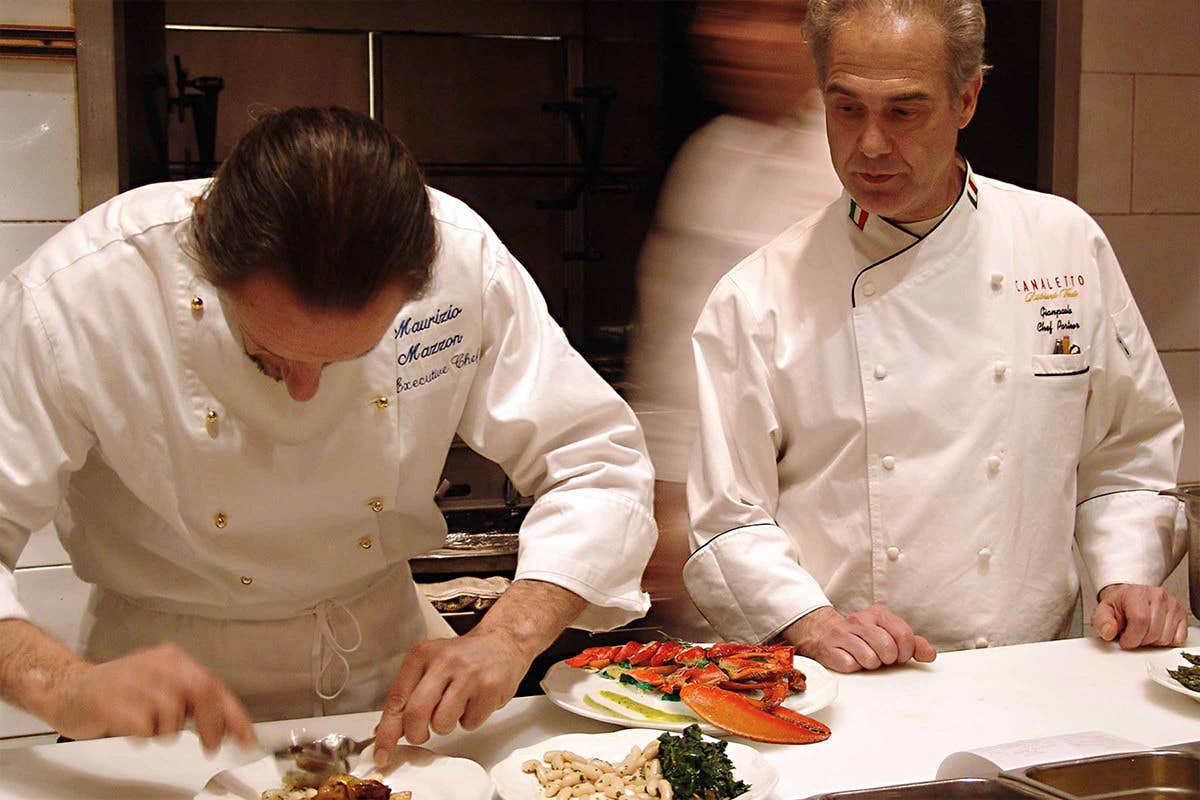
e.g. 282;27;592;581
1159;482;1200;618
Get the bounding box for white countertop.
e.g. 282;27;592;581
1;630;1198;799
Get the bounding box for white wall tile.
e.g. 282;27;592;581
16;525;68;568
0;60;79;220
1082;0;1200;74
1094;215;1200;352
0;0;72;27
0;221;64;277
1133;76;1200;214
1077;74;1133;214
1162;351;1200;483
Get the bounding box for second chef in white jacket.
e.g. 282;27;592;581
684;0;1187;673
0;108;656;760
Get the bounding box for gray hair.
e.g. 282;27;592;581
804;0;992;91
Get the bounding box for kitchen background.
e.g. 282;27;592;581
0;0;1197;745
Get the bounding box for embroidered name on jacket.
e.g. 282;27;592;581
392;302;478;393
1013;274;1086;302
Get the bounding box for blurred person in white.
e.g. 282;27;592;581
627;0;842;640
0;108;655;762
684;0;1188;672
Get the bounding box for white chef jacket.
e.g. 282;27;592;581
627;108;843;482
684;161;1185;651
0;180;656;719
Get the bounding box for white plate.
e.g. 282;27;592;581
1146;647;1200;703
195;744;492;799
540;649;837;735
491;728;777;800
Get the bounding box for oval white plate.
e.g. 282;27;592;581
196;744;492;800
1146;647;1200;703
540;650;837;735
491;728;777;800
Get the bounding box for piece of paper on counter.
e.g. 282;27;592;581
936;731;1148;779
421;575;511;602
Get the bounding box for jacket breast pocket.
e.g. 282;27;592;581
1021;352;1091;466
1031;352;1090;378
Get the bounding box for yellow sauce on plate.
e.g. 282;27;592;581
590;690;697;724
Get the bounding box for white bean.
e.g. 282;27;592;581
543;780;563;797
571;782;597;797
659;782;673;800
562;771;582;787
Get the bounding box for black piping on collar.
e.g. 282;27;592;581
848;171;970;308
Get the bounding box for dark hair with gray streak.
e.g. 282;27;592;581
191;106;438;309
804;0;992;91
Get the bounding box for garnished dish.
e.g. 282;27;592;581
1167;651;1200;692
1144;647;1200;703
262;772;410;800
555;640;832;744
492;727;777;800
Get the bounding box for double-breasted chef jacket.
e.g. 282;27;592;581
0;180;656;720
684;160;1185;651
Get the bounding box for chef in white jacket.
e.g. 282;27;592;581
0;107;656;760
684;0;1187;673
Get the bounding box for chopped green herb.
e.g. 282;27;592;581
657;724;749;800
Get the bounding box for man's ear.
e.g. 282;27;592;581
957;72;984;130
190;196;208;225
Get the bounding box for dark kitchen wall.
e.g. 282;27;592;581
152;0;667;372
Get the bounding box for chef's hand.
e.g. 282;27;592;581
46;643;256;751
373;579;587;767
782;605;937;673
1093;583;1188;649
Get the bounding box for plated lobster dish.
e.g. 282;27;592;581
563;640;831;744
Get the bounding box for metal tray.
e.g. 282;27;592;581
803;777;1055;799
1003;749;1200;799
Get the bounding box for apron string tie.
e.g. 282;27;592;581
313;597;363;702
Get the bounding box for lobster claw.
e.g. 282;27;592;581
679;684;831;745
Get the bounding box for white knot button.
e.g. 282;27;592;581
874;364;888;380
882;455;896;471
990;273;1004;290
993;361;1007;380
987;455;1002;475
975;636;989;648
886;546;900;561
861;281;877;297
978;546;992;561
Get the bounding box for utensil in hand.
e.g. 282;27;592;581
273;733;375;784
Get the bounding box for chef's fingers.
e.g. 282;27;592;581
375;643;433;764
219;689;256;748
870;610;918;664
153;692;188;739
189;683;227;752
1116;593;1152;650
819;646;863;673
852;622;898;666
429;679;470;737
459;689;498;731
399;663;453;746
1140;595;1169;648
912;636;937;662
833;628;882;670
1173;618;1189;647
1153;599;1186;647
1091;599;1123;642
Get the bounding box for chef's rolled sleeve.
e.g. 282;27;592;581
455;245;656;631
1074;227;1185;594
684;272;832;641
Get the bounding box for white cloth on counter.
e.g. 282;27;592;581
0;180;656;718
421;575;512;603
685;160;1185;650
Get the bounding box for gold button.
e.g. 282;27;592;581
214;512;227;529
358;536;373;549
368;498;384;513
373;395;390;409
205;408;219;423
240;575;253;585
190;295;204;312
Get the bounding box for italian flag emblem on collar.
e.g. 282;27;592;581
848;198;869;230
967;176;979;208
